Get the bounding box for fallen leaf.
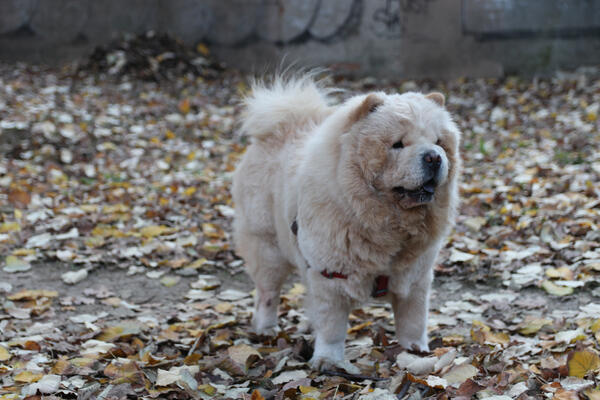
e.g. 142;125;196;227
62;269;88;284
0;346;11;361
518;317;553;335
542;280;574;296
3;256;31;273
8;289;58;300
272;370;308;385
583;388;600;400
8;188;31;207
227;344;262;371
568;350;600;378
14;371;43;383
178;98;190;114
442;363;479;386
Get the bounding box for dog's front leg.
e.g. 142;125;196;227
306;286;360;374
391;288;430;352
391;265;433;352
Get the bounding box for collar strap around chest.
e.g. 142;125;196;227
320;270;349;279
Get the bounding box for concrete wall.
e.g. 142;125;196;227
1;0;599;78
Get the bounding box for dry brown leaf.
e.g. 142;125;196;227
227;343;262;372
8;188;31;207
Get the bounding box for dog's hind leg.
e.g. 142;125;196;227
242;235;292;335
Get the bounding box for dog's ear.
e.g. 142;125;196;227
425;92;445;107
349;94;384;124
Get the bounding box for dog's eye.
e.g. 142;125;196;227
436;139;441;146
392;141;404;149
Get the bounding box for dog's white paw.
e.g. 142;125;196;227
309;356;361;375
398;336;430;353
251;315;280;336
250;322;281;337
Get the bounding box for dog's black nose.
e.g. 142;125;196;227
422;150;442;175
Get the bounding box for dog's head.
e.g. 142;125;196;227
339;91;460;210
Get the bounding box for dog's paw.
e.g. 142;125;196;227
397;336;430;353
309;356;361;375
250;323;281;337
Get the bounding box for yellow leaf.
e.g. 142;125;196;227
91;225;126;238
442;334;464;346
287;283;306;296
160;276;180;287
96;322;141;342
545;266;574;280
0;222;20;233
196;43;210;56
202;223;223;238
14;370;43;383
165;129;176;139
10;248;35;256
518;317;553;335
80;204;98;213
70;357;99;367
183;258;207;270
102;203;129;214
184;187;196;196
0;346;11;361
568;350;600;378
179;98;190;114
542;280;573;296
140;225;171;238
3;256;31;272
348;321;372;334
591;319;600;334
85;236;105;248
299;385;320;394
199;384;216;395
470;321;509;345
8;289;58;300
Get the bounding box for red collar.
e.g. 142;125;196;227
320;270;349;279
320;270;389;298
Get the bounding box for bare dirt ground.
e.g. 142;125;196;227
1;47;599;399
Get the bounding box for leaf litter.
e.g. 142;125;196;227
0;40;600;398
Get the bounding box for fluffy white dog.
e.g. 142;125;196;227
232;74;461;372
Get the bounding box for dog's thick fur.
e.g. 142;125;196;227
232;74;461;372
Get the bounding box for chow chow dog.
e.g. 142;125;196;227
232;73;460;373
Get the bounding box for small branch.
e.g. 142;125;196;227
320;369;389;382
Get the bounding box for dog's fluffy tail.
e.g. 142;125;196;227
240;73;334;141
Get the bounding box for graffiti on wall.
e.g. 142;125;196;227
371;0;435;38
0;0;365;46
1;0;598;48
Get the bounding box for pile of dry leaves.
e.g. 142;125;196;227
0;56;599;399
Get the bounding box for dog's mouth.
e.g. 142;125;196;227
393;179;437;205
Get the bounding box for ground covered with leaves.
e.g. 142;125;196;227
0;53;599;399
